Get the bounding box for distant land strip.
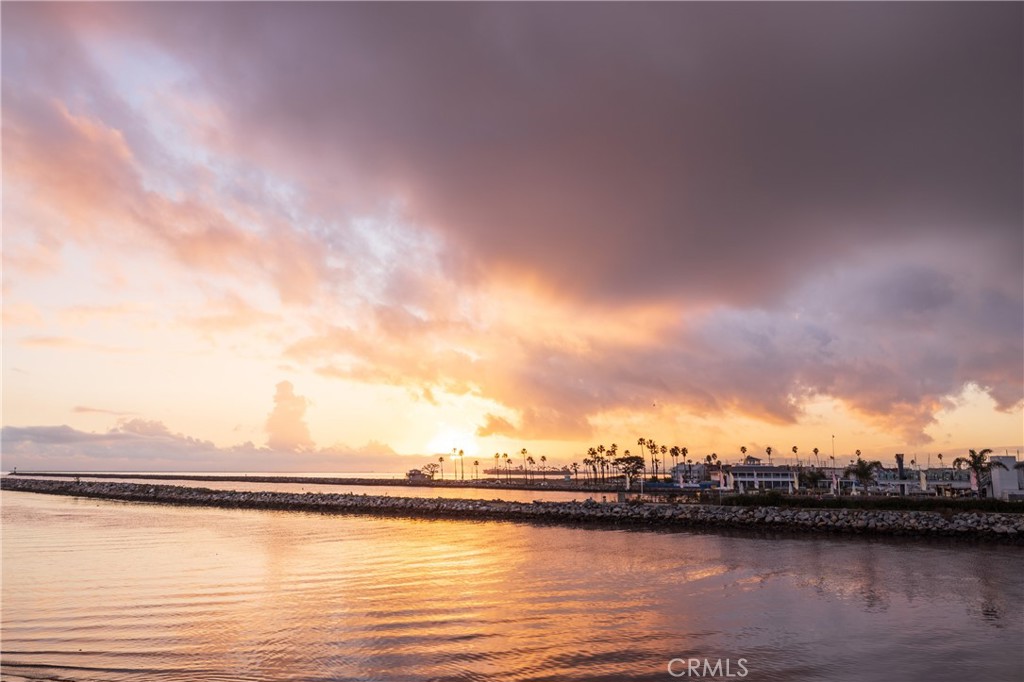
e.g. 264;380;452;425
3;477;1022;543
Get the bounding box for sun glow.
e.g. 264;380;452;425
426;425;480;458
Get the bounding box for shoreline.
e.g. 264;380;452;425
3;477;1021;543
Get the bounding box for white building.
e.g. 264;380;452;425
725;465;799;493
671;462;707;484
986;456;1024;501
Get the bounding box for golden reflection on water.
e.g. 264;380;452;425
2;491;1022;682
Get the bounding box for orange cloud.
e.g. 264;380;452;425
3;2;1019;455
20;335;138;354
4;91;331;306
265;381;314;452
185;293;277;335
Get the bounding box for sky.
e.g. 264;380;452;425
2;2;1022;472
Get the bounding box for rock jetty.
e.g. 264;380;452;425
3;477;1022;542
9;471;621;493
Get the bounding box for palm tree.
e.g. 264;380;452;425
937;453;943;468
502;452;510;482
438;455;445;480
792;445;798;465
644;440;654;478
812;447;820;467
844;457;883;493
571;462;580;481
458;449;465;480
526;455;536;484
521;448;528;478
953;449;1007;488
473;459;480;479
765;446;773;466
670;446;680;476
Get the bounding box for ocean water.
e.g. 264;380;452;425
2;490;1022;682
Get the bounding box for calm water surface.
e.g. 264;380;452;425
2;491;1021;682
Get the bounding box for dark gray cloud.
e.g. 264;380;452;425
67;1;1021;306
3;3;1021;446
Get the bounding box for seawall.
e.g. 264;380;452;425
8;471;621;493
3;477;1022;542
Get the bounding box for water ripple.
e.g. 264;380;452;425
3;490;1022;682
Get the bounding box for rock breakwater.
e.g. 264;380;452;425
3;477;1021;542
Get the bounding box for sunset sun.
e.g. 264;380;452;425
426;426;481;458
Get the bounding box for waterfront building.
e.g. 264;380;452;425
670;462;707;484
986;456;1024;501
868;466;972;496
724;465;799;493
406;469;431;482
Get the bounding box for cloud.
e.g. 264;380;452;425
73;406;136;417
185;292;277;335
2;303;44;328
476;414;517;438
2;42;335;306
114;418;174;438
0;423;410;473
81;1;1019;306
265;381;314;452
20;336;139;354
2;3;1020;450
